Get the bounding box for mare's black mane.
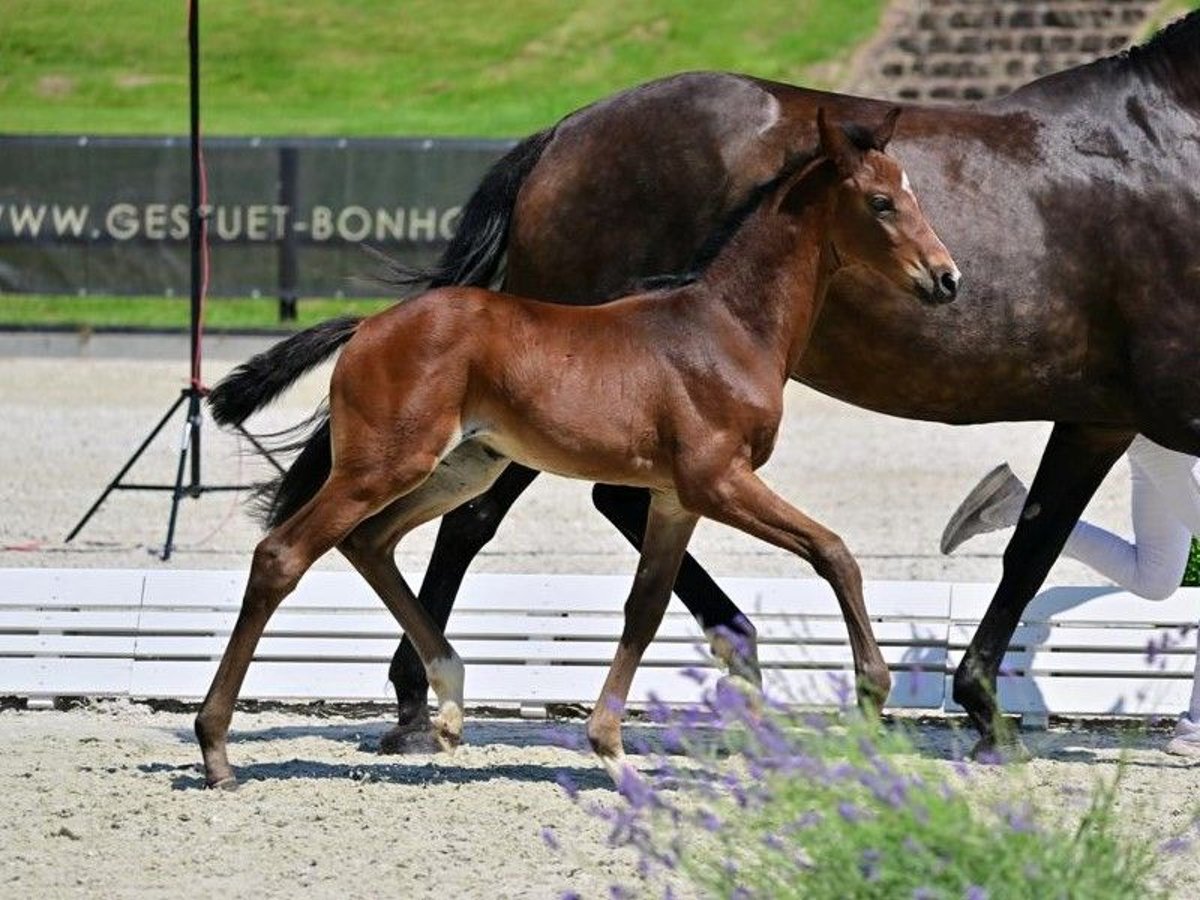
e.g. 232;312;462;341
625;123;880;296
1013;10;1200;103
1121;10;1200;102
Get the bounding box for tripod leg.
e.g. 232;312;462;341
162;392;202;561
189;392;202;497
65;391;189;543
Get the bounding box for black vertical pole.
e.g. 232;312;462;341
186;0;204;495
277;145;299;322
188;0;203;390
162;0;205;559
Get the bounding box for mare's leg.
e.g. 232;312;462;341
194;466;420;789
387;463;540;738
592;483;761;686
586;492;699;781
952;423;1133;758
680;465;890;710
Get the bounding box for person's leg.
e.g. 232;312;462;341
1166;628;1200;756
1059;444;1192;601
945;440;1196;601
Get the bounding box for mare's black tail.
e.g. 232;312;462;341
240;128;554;531
379;127;555;290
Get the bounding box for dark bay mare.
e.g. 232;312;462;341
199;113;957;787
228;13;1198;759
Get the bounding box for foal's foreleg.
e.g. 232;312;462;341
682;466;890;711
586;493;698;782
592;483;761;686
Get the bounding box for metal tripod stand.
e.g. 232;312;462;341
65;0;280;560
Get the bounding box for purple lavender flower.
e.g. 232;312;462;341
696;808;723;832
549;726;589;752
965;887;989;900
617;767;657;811
762;832;786;851
827;672;854;708
1161;835;1193;854
838;801;865;823
912;888;938;900
559;892;582;900
999;803;1037;834
789;810;823;832
628;733;652;756
541;826;560;851
646;695;671;724
555;770;580;801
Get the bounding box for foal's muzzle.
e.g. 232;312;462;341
916;264;961;305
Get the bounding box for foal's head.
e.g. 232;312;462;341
778;109;960;305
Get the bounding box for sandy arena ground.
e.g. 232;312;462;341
1;334;1198;897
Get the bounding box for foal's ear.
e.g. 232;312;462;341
816;107;861;180
775;155;835;216
872;107;902;151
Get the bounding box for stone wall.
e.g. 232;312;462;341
849;0;1167;102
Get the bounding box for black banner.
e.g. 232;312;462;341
0;135;513;298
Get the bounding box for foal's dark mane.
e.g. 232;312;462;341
627;124;879;296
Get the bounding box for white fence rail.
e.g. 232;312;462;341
1;569;1195;721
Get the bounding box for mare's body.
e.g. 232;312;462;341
198;117;957;786
382;16;1200;754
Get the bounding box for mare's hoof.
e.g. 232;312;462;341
969;737;1032;765
379;726;446;756
206;775;239;791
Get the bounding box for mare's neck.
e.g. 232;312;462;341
697;189;837;379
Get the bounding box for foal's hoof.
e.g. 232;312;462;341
206;774;239;791
969;736;1032;765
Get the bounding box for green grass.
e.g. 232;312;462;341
0;0;884;138
1;1;883;329
0;295;391;331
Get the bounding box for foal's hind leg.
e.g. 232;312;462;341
680;464;890;711
387;463;541;738
194;466;420;788
586;492;698;781
337;444;512;753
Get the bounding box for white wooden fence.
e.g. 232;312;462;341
1;569;1196;722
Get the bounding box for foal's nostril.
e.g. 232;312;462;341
938;270;959;299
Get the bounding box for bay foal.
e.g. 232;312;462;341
197;110;958;787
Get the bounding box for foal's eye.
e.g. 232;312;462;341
868;194;895;215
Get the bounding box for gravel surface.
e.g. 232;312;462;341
3;336;1195;899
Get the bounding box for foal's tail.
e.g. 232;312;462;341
208;315;361;427
377;127;555;290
